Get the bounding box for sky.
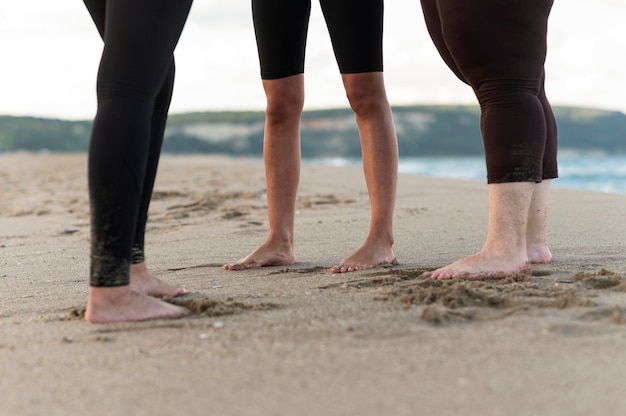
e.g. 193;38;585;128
2;1;625;120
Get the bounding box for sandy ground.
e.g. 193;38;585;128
1;153;626;416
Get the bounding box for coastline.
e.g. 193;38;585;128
306;154;626;195
1;153;626;415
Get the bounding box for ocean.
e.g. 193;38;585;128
306;154;626;195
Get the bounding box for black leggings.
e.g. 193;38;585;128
420;0;558;183
84;0;193;287
252;0;384;79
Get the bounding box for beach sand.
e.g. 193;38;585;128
1;153;626;416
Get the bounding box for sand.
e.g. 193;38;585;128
1;152;626;416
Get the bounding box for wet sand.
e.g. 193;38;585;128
1;153;626;415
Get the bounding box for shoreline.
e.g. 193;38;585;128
4;150;626;195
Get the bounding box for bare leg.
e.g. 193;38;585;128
85;285;190;323
331;72;398;273
224;75;304;270
130;262;186;297
526;179;552;263
425;182;534;280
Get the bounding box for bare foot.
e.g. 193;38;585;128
424;250;530;281
223;240;295;271
331;244;397;274
527;245;553;264
85;286;191;323
130;262;186;297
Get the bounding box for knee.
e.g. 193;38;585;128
346;89;387;119
474;79;540;107
265;91;304;124
96;81;156;103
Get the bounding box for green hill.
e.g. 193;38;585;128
1;105;625;157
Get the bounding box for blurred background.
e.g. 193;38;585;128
1;0;625;120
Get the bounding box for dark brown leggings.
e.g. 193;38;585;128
420;0;558;183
